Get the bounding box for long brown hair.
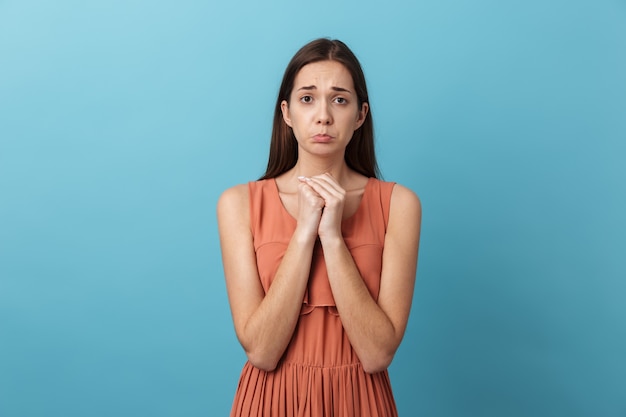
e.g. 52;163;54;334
260;38;380;180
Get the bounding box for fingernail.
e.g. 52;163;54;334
297;176;310;181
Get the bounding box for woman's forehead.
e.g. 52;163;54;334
293;61;354;90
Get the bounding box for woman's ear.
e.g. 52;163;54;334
281;100;292;127
355;102;369;130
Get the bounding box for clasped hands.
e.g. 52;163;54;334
295;173;346;241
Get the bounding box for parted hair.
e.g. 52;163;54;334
260;38;379;180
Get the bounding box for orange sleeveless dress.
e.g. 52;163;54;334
230;177;398;417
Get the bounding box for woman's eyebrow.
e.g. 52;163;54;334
296;85;353;93
331;86;352;93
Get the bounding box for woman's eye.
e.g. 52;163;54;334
300;96;313;103
334;97;347;104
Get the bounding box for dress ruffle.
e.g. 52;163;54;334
231;361;397;417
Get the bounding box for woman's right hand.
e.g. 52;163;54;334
295;176;324;240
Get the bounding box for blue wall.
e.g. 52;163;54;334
1;1;624;416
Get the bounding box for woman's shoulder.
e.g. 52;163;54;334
386;181;421;213
218;182;248;201
217;179;277;216
369;177;419;201
381;181;421;240
217;183;250;219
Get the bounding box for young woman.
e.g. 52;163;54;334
218;38;421;417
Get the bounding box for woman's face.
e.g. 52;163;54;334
281;60;368;157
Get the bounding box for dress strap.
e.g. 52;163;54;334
379;181;396;232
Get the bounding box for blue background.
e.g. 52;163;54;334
1;0;625;416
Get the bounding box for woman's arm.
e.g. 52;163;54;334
217;182;323;371
304;176;422;373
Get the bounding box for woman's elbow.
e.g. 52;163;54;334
361;352;395;374
246;350;280;372
238;333;281;371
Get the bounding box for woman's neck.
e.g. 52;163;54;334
297;158;346;178
281;155;353;189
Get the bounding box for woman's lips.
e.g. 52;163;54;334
313;134;333;142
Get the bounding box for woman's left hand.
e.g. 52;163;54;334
298;173;345;240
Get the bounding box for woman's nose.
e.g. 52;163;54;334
316;103;332;125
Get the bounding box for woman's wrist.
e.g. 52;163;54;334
319;233;345;250
292;226;319;246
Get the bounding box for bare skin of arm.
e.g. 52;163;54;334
217;182;325;371
301;174;421;373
